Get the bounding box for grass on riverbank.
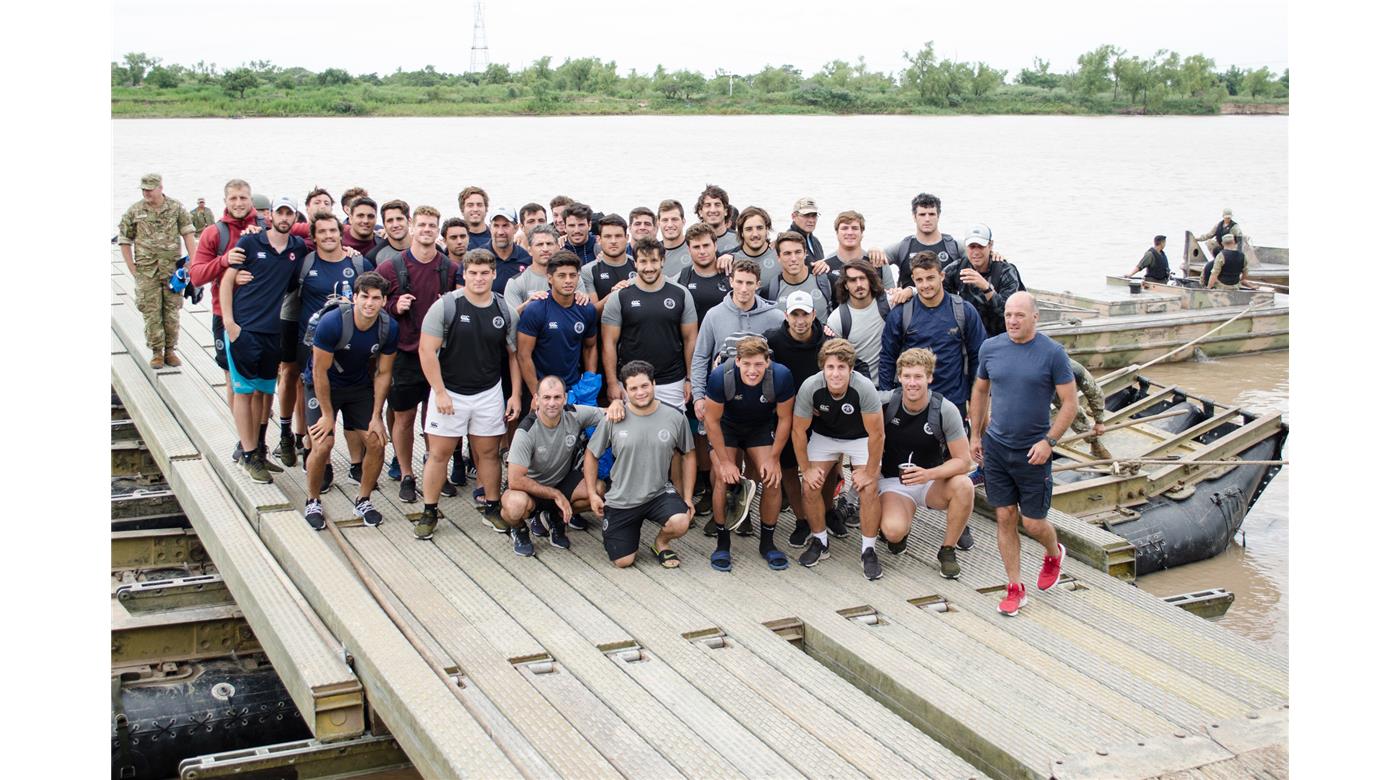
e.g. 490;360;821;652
112;83;1288;118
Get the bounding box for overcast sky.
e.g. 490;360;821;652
112;0;1288;79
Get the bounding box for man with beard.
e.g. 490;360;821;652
831;259;912;381
581;213;635;306
885;192;965;287
601;237;698;412
219;197;307;484
485;206;532;295
671;223;728;326
563;202;600;264
727;206;780;286
940;224;1025;337
458;185;492;250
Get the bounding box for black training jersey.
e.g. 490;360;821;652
794;372;881;440
880;395;966;478
422;291;517;394
601;282;698;384
674;266;730;327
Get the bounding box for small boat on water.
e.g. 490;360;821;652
1180;231;1289;290
1033;282;1288;370
1048;366;1287;575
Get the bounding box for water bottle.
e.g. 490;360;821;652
336;280;353;300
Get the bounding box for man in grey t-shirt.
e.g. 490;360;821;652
502;376;623;555
586;360;697;568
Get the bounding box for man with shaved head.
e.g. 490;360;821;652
969;292;1076;617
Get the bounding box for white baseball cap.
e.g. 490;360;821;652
785;291;815;313
271;196;299;214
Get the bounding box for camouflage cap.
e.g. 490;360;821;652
140;173;163;190
252;193;272;210
792;197;818;215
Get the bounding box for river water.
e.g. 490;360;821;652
112;114;1289;653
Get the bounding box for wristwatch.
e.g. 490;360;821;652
1045;436;1058;448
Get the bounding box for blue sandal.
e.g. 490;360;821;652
710;549;732;572
764;549;789;571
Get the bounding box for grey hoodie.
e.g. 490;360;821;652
690;294;786;389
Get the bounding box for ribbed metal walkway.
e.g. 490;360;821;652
111;258;1287;779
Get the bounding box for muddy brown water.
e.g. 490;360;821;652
1128;350;1288;657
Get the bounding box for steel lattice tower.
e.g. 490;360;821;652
469;0;489;74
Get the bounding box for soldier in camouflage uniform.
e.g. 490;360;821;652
118;173;198;368
190;198;216;233
1052;358;1111;461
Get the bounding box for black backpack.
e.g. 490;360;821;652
896;293;970;378
718;358;776;403
302;301;394;373
392;251;454;297
832;295;891;339
884;387;949;464
280;254;373;321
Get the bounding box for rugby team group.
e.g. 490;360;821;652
118;177;1085;617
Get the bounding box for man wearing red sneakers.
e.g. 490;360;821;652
969;292;1077;616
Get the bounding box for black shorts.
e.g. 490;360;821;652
211;314;229;370
522;469;587;512
982;434;1053;519
295;341;313;374
718;419;775;451
228;330;281;383
779;440;798;469
279;319;300;363
602;489;689;561
389;350;429;412
304;382;375;432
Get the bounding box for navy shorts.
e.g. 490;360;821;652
982;434;1053;519
227;330;280;395
211;314;229;370
304;381;375;432
602;489;689;561
279;319;300;363
718;419;775;451
389;350;430;412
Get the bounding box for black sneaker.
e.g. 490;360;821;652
440;481;458;498
825;508;849;539
399;475;418;503
232;443;244;463
567;514;589;532
529;513;549;538
887;536;908;556
788;518;811;548
300;449;310;472
937;546;961;579
354;497;383;527
304;498;326;531
449;452;468;486
957;525;974;551
799;537;829;568
511;526;535;557
321;463;333;493
861;548;883;581
703;517;719;537
414;506;439;540
388;459;402;481
276;433;297;467
348;462;363;483
549;515;571;550
694;488;712;520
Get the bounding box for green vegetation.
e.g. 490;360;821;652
111;45;1288;119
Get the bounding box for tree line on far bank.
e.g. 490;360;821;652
111;43;1288;118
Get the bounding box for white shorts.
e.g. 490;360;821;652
425;383;506;438
805;432;870;466
654;379;686;411
878;476;936;508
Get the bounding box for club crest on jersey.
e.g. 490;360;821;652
493;316;506;328
663;298;676;310
841;403;855;414
565;434;577;447
307;398;319;409
370;344;380;354
658;429;672;442
573;322;585;334
719;284;729;292
343;267;355;277
759;395;768;403
923;422;936;435
939;251;950;262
